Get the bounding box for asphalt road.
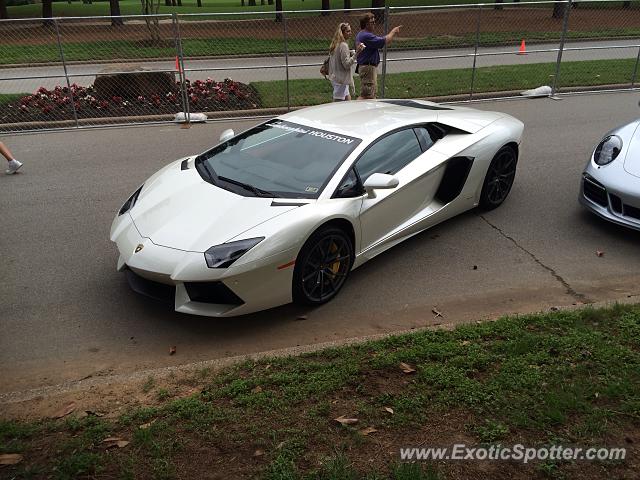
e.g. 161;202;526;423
2;92;640;394
1;39;638;93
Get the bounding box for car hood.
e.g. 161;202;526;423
130;164;298;252
623;120;640;178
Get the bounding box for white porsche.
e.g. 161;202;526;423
110;99;524;317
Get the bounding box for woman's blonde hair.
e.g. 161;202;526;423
329;22;351;53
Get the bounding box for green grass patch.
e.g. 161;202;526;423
2;303;639;478
254;58;639;107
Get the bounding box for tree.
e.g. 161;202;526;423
371;0;384;23
110;0;124;26
494;0;503;11
552;0;568;18
141;0;161;44
1;0;8;20
343;0;351;10
321;0;330;16
42;0;53;26
197;0;202;6
275;0;282;22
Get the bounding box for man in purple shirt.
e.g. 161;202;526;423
355;12;401;99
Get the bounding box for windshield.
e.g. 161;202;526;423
195;120;361;198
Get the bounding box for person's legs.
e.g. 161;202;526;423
0;141;15;162
1;141;23;174
358;65;377;99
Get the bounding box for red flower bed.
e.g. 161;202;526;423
0;78;262;124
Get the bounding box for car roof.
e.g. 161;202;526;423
278;99;499;139
278;100;442;140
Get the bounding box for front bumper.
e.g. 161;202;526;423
579;170;640;231
110;213;297;317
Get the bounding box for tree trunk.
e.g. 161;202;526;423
268;0;273;4
552;1;568;18
177;0;182;6
371;0;384;23
248;0;256;6
197;0;202;6
275;0;282;21
494;0;503;10
321;0;330;16
42;0;53;26
623;1;630;7
343;0;351;10
110;0;124;26
165;0;171;5
0;0;8;20
261;0;265;5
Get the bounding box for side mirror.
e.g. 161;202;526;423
363;173;399;198
219;128;235;143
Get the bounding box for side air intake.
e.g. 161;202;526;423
435;156;474;204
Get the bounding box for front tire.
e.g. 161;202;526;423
479;145;518;210
292;226;354;306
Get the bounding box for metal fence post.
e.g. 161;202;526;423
469;3;482;102
172;13;190;123
551;0;572;98
380;5;390;98
631;45;640;88
53;18;79;129
283;11;290;112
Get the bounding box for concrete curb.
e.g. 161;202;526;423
1;295;637;405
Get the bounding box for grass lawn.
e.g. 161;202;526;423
253;58;639;107
7;0;505;18
1;303;639;479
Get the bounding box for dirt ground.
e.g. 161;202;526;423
1;7;639;46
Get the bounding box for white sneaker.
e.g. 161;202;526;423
6;159;22;174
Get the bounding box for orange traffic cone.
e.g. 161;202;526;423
517;39;527;55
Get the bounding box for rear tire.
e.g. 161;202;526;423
292;226;354;306
479;146;518;210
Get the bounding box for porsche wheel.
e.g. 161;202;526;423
479;146;518;210
293;227;354;306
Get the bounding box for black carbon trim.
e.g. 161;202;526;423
381;99;452;110
125;269;175;305
435;156;475;204
185;282;244;305
270;201;307;207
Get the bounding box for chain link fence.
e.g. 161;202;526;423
1;0;639;133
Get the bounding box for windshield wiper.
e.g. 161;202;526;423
195;158;218;184
218;176;280;198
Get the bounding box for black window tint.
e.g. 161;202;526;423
414;127;435;151
334;168;364;198
356;129;422;182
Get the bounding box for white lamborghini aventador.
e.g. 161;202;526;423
110;99;524;316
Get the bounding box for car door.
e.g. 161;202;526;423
356;126;448;254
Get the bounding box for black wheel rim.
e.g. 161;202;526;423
301;234;351;302
486;149;516;205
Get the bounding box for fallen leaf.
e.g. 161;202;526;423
169;346;176;355
139;419;157;430
253;449;265;457
265;364;271;370
103;437;129;449
0;454;23;466
384;407;394;415
596;250;605;257
276;441;285;449
431;307;444;318
461;340;471;346
102;436;124;443
52;401;76;419
594;392;600;399
252;385;263;394
116;440;130;448
334;415;359;425
359;426;378;436
399;362;416;374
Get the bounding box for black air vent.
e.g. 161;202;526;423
435;156;474;203
181;159;190;170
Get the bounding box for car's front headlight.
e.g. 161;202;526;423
593;135;622;166
118;185;143;216
204;237;264;268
